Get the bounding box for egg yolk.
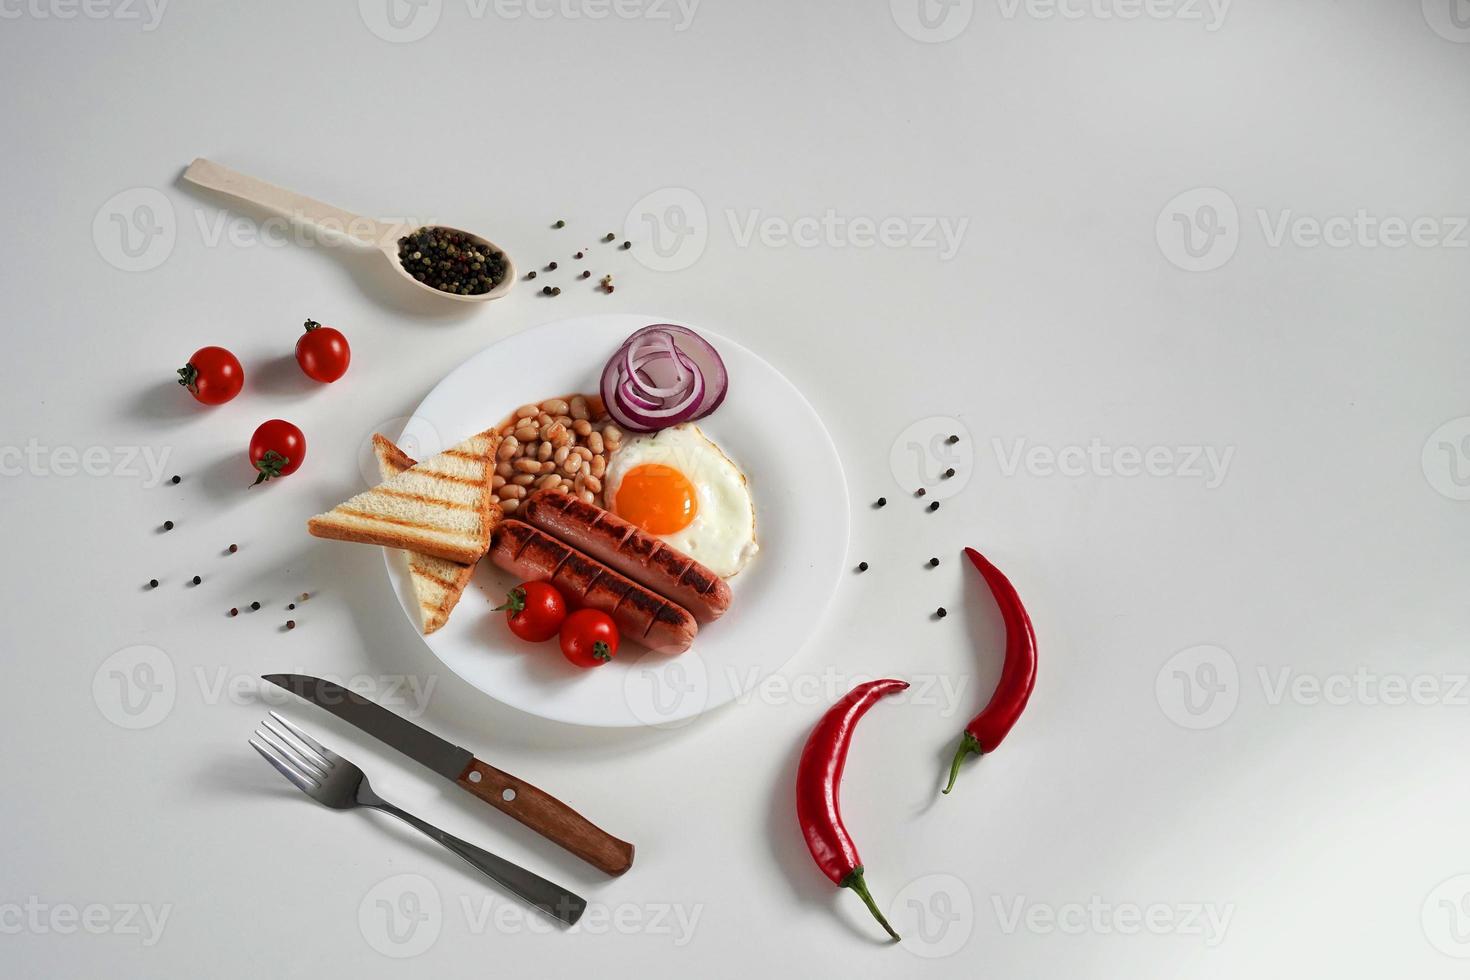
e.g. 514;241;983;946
614;463;698;535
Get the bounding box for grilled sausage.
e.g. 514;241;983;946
520;489;732;624
489;520;697;654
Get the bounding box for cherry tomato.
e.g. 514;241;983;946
177;346;244;405
295;318;350;383
559;609;619;668
495;582;567;642
249;420;306;486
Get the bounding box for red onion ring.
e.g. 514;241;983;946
600;324;729;432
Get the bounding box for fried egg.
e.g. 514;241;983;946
603;424;757;578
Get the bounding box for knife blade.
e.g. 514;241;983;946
262;673;634;876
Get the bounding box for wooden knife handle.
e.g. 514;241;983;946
455;758;634;876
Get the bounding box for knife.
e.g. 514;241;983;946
262;674;634;876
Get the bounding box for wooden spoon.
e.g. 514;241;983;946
182;158;516;303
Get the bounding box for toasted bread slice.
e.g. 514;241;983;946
373;436;477;635
308;430;501;564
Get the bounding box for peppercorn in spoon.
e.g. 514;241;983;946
182;158;516;303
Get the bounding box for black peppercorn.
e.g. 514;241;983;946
551;287;561;295
526;270;537;280
191;575;201;585
286;620;296;630
621;241;631;250
580;270;590;279
542;285;553;295
936;607;948;618
162;520;174;531
547;262;558;271
857;561;869;572
929;557;940;567
554;219;565;228
287;603;295;610
170;475;180;484
946;434;959;444
944;468;955;478
148;579;159;589
916;488;926;497
928;501;940;512
875;497;886;507
574;251;584;259
250;601;260;611
398;226;506;295
228;544;238;554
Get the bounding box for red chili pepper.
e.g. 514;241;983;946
796;677;908;942
942;547;1038;794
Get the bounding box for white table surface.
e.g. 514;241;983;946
3;3;1468;977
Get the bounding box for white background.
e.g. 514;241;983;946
2;1;1468;977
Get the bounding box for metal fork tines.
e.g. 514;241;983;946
251;711;586;926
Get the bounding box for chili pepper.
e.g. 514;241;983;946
796;677;908;941
942;547;1037;794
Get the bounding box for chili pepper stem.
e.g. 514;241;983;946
942;731;984;795
841;867;900;942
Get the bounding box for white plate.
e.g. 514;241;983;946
383;314;849;728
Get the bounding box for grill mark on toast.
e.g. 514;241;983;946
416;471;490;488
415;565;463;589
334;509;475;534
375;486;481;511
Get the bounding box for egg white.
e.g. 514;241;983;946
603;424;757;578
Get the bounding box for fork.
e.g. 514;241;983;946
250;711;586;926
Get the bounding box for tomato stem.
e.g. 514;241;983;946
176;363;198;393
491;587;527;614
303;318;321;332
592;640;612;662
250;450;289;487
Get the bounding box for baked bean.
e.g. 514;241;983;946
514;425;537;443
553;446;570;466
580;490;596;505
570;396;589;420
571;445;593;461
540;398;569;416
536;473;561;490
572;419;592;437
540;460;556;474
537;413;553;428
491;475;506;490
602;424;622;443
498;484;526;500
496;437;519;461
515;404;538;420
537;441;553;462
563;454;583;475
512;473;536;486
587;432;604;454
513;458;541;474
501;498;519;514
583;474;602;494
590;455;606;478
496;461;514;478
